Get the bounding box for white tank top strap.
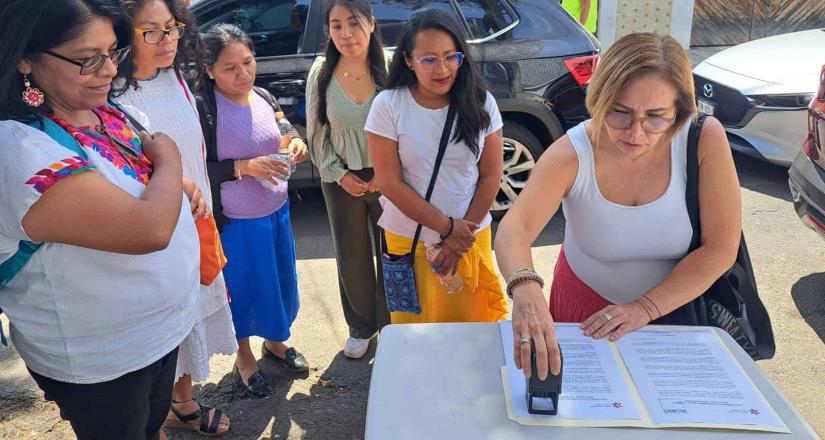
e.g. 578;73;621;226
564;121;596;200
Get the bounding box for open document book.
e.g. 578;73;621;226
499;322;789;432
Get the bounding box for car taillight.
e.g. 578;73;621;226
564;55;599;86
803;135;819;160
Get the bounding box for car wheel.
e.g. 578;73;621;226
492;121;545;220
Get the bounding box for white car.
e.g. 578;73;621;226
693;29;825;166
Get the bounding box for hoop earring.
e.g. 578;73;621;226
22;75;45;108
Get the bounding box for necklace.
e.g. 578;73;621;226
343;71;368;81
135;69;161;81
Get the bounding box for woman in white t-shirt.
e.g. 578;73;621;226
365;8;508;324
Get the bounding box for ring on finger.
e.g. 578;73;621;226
519;335;531;345
602;311;613;321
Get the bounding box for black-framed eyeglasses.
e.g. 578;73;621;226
415;52;464;72
43;46;131;75
134;23;186;44
605;111;676;134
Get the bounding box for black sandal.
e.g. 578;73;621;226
233;364;273;397
165;399;228;437
262;343;309;372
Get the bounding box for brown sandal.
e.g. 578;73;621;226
164;399;229;437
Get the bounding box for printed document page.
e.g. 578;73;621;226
499;321;644;422
614;327;787;429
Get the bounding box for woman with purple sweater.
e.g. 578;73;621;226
195;24;310;398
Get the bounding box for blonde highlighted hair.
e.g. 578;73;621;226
586;33;697;144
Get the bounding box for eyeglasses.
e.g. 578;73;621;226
43;46;131;75
134;23;186;44
415;52;464;72
605;111;676;134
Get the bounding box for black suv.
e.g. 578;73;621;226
190;0;599;216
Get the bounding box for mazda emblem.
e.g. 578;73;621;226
703;83;714;98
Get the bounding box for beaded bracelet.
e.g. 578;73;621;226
505;268;544;299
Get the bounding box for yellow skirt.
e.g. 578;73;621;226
385;226;509;324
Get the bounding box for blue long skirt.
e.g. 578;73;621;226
220;201;299;342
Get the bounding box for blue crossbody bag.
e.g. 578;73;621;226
381;104;455;314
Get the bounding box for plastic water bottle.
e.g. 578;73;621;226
255;151;294;192
426;245;463;294
274;112;298;174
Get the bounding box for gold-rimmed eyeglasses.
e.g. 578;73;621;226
134;22;186;44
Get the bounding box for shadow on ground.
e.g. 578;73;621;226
733;151;792;202
0;345;43;422
171;342;376;440
791;272;825;344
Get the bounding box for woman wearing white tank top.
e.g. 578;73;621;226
494;33;742;380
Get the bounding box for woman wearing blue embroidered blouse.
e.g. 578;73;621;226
0;1;199;439
306;0;390;359
365;9;509;324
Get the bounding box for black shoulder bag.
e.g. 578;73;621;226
663;116;776;360
381;104;456;314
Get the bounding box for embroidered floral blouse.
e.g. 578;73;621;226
0;106;199;384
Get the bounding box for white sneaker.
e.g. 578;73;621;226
344;337;370;359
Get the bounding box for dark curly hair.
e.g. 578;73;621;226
111;0;198;97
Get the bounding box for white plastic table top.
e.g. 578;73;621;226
365;322;820;440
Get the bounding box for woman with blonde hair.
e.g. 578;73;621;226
495;33;741;380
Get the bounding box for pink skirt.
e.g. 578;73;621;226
549;246;613;323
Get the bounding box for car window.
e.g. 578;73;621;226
455;0;514;40
198;0;310;57
370;0;457;47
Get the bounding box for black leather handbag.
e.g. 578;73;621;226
663;116;776;360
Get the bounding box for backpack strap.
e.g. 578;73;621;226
196;93;218;163
253;86;279;112
1;117;88;288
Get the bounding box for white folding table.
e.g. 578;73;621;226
366;322;820;440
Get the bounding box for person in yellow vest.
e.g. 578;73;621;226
561;0;598;34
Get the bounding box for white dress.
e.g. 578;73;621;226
115;68;238;382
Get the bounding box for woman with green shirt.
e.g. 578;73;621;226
306;0;389;359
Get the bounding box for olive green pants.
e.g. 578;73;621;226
321;169;389;339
